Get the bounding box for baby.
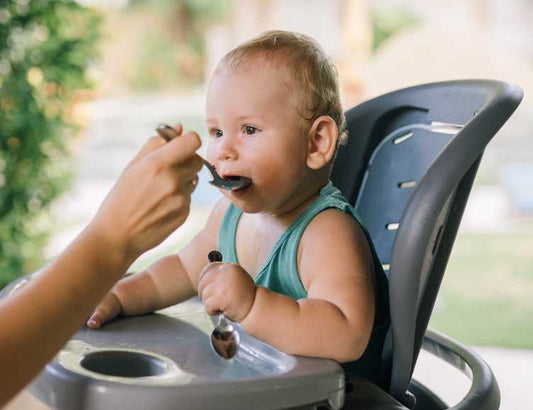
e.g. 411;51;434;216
88;30;389;386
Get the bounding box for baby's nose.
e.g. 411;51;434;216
217;135;239;161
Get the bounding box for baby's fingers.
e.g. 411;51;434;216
86;293;122;329
203;296;222;316
87;311;106;329
197;263;220;296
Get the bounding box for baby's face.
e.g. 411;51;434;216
206;61;313;214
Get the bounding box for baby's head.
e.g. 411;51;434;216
206;30;346;214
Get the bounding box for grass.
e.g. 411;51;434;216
430;231;533;348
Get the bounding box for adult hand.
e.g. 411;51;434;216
88;126;203;263
197;263;257;322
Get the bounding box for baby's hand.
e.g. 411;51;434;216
87;292;122;329
197;263;256;322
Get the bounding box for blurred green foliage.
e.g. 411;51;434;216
372;6;418;52
0;0;100;288
124;0;230;90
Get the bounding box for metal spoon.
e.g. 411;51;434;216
156;124;252;191
207;250;240;359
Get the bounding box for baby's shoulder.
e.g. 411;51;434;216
297;208;372;287
304;207;362;238
299;208;368;258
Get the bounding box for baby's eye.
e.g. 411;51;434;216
213;129;223;138
244;125;259;135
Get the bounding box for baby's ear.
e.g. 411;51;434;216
306;116;338;170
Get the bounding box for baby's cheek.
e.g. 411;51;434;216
205;140;217;157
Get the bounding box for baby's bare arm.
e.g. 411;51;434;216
88;198;230;327
87;253;195;328
241;209;375;362
111;255;195;317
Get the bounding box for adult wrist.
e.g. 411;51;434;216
82;221;136;278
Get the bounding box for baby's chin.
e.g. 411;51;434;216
224;191;267;214
227;197;284;215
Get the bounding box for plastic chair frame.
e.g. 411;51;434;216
332;79;523;409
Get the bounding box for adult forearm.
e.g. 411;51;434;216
0;225;132;406
240;287;370;363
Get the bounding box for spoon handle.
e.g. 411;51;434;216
202;159;221;182
155;123;179;141
207;250;240;359
208;250;223;263
155;125;220;183
207;251;228;325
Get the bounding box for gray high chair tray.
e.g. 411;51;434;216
22;293;345;410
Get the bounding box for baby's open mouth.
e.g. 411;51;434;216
222;175;252;191
204;160;251;191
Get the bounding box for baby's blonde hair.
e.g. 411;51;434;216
216;30;348;145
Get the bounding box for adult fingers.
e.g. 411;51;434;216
127;136;166;169
185;174;199;195
151;131;202;167
155;156;200;202
127;123;184;168
156;123;183;141
172;153;203;178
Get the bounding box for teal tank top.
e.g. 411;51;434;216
218;181;390;386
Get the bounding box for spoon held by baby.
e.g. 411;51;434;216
207;250;240;359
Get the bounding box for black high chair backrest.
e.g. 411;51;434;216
331;80;523;407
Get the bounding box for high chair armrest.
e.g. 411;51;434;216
409;329;500;410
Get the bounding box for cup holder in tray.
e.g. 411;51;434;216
80;350;169;378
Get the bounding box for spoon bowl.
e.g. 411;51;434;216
210;314;240;359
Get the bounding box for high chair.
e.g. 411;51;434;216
332;79;523;409
0;79;522;410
